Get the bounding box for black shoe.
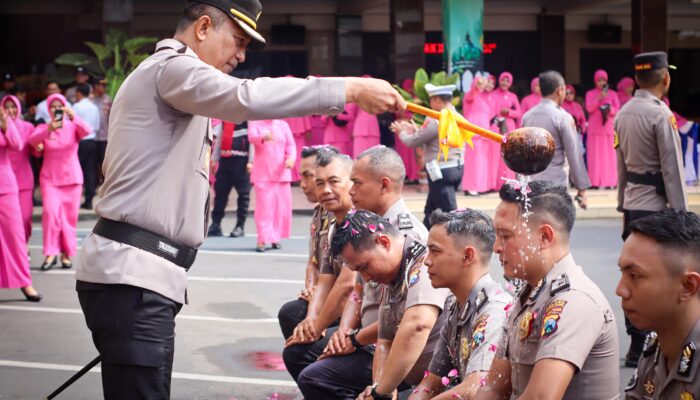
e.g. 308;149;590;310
80;201;93;210
230;226;244;238
271;242;282;250
624;349;640;368
21;288;42;302
207;223;223;237
60;257;73;269
40;256;57;271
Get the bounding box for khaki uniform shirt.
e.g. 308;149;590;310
378;238;450;384
429;274;512;381
524;99;591;190
615;89;687;212
399;116;463;163
625;319;700;399
309;205;331;270
361;197;429;328
503;253;619;399
319;218;343;277
76;39;345;303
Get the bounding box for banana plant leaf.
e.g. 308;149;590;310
124;37;158;55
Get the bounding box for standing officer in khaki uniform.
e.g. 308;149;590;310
615;51;688;367
295;145;429;399
476;181;619;400
410;209;511;400
74;1;405;398
331;210;450;400
618;210;700;399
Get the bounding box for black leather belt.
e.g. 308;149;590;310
93;218;197;271
627;171;666;196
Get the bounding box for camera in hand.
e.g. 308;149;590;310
54;108;64;128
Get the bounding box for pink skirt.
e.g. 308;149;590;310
254;182;292;244
40;183;81;256
587;134;618;187
462;138;491;193
19;189;33;243
0;192;32;288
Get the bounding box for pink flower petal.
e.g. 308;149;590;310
504;303;513;312
441;376;450;386
424;370;430;378
489;344;497;352
351;229;359;235
343;220;350;228
368;224;377;233
448;368;459;378
480;378;487;386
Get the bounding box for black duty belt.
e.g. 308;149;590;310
627;171;666;196
93;218;198;271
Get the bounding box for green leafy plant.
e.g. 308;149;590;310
55;28;157;98
394;68;462;125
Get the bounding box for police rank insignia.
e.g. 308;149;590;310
518;312;535;341
541;300;567;338
471;314;488;349
678;342;696;377
681;391;695;400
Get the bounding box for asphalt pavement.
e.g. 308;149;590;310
0;216;634;399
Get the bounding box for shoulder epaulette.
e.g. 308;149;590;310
550;273;571;296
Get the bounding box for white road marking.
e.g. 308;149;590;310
0;305;278;324
0;359;296;387
31;228;307;240
43;270;305;285
27;245;307;258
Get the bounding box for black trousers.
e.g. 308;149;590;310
424;165;464;228
96;140;108;185
77;281;182;400
278;298;309;340
78;139;97;204
622;209;657;353
282;327;335;382
211;156;250;227
297;348;374;400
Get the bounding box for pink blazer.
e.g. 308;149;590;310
352;108;380;138
28;94;90;186
283;116;311;138
0;118;21;195
491;88;522;131
248;119;296;184
2;95;35;191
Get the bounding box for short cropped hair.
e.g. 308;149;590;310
317;151;353;171
636;69;666;89
539;71;565;97
44;80;59;90
499;180;576;236
76;83;91;97
331;209;400;257
356;145;406;186
176;3;227;33
429;208;496;261
301;145;340;160
629;210;700;273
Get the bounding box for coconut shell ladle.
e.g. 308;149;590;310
405;102;555;176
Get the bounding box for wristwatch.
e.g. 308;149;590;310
348;328;362;349
370;383;393;400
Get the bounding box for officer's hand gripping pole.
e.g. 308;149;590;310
405;102;555;176
45;355;101;399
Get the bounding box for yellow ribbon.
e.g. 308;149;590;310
437;108;477;161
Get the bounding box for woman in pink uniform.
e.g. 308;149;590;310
616;77;635;107
489;72;520;188
308;115;326;146
29;94;90;270
351;107;380;157
283;116;311;181
562;85;587;135
248;119;295;253
322;104;355;156
3;95;35;244
520;77;542;118
462;76;493;195
585;69;620;188
0;109;41;301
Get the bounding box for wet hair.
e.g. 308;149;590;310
539;71;565;97
76;83;91;97
330;209;400;257
44;80;59;90
429;209;496;261
356;145;406;187
635;69;666;89
629;210;700;273
176;2;228;33
499;180;576;236
301;144;340;160
317;151;353;171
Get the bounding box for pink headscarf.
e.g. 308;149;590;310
616;77;635;93
45;93;68;120
401;79;414;94
1;95;22;121
499;72;513;83
530;77;539;92
565;84;576;96
594;69;608;82
487;75;497;84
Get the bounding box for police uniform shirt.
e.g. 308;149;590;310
503;253;619;399
523;99;591;190
625;318;700;399
360;198;429;329
378;238;450;383
428;274;512;381
615;89;688;212
76;39;345;304
319;218;343;277
309;205;331;270
399;116;463;162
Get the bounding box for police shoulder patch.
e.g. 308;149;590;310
541;300;567;338
407;265;421;288
471;314;489;350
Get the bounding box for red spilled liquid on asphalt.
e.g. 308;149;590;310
246;351;286;371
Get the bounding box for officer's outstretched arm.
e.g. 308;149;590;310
473;358;512;400
372;304;440;395
518;358;575;400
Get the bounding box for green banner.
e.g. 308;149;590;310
442;0;484;88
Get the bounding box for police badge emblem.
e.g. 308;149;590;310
518;312;534;341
